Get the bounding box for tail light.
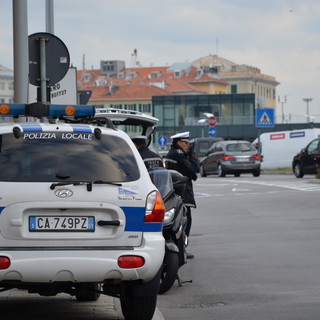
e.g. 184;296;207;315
223;154;235;161
251;154;260;160
145;191;165;223
0;256;10;270
118;256;145;268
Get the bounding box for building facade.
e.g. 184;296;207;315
0;65;14;103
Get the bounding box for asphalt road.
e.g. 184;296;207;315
157;173;320;320
2;173;320;320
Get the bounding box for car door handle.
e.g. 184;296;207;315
97;220;120;226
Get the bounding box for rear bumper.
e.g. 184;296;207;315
222;162;260;173
0;235;164;284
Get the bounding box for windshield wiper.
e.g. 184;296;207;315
50;180;122;191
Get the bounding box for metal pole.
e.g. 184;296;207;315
12;0;29;104
303;98;313;123
278;95;287;124
39;37;48;103
46;0;54;34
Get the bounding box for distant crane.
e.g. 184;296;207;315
130;49;137;68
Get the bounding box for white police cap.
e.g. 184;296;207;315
131;135;147;141
170;131;190;140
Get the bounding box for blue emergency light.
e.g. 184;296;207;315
0;103;95;118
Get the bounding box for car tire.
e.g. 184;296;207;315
234;173;241;177
293;163;304;178
217;164;226;177
252;169;261;177
120;293;157;320
75;283;101;302
200;165;207;177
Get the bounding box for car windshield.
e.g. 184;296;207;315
226;143;255;152
148;167;173;201
0;132;140;182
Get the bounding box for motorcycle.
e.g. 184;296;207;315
148;167;189;294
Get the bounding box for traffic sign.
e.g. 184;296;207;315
208;127;217;137
256;109;274;128
28;32;70;87
208;116;216;126
158;136;168;146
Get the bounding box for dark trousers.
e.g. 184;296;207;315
185;206;192;237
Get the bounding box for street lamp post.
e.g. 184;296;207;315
303;98;313;122
278;95;287;124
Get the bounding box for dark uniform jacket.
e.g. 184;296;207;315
165;146;198;208
138;146;164;169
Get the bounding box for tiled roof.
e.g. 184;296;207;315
76;62;229;103
87;84;172;101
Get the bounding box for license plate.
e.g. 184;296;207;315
29;216;95;232
236;157;249;162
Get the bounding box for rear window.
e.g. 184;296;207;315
226;143;255;152
0;132;140;182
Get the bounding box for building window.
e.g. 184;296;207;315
142;104;150;113
127;104;136;111
231;85;237;94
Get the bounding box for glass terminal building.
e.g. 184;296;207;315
152;93;257;143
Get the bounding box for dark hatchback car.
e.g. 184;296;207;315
292;138;320;178
200;140;261;177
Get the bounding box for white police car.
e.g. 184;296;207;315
0;103;165;320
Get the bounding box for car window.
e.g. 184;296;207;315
198;141;211;155
0;133;140;182
226;143;254;152
307;139;320;153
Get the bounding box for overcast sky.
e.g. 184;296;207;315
1;0;320;119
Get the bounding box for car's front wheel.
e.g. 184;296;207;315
200;165;207;177
293;163;304;178
75;283;101;302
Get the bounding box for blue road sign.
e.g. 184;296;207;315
208;127;217;137
158;136;168;146
256;109;274;128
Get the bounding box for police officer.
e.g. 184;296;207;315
165;132;198;258
131;136;164;169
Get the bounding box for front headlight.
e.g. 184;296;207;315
164;208;175;224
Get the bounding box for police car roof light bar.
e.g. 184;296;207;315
0;103;95;118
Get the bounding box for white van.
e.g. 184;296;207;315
0;104;164;320
253;128;320;169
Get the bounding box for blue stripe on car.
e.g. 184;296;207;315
20;124;43;132
121;207;163;232
70;124;92;133
122;207;145;231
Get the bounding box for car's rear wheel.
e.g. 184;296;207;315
217;164;226;177
120;294;157;320
200;165;207;177
252;169;261;177
293;163;304;178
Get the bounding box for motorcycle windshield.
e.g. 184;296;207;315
148;167;174;200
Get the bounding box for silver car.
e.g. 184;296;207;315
200;140;261;177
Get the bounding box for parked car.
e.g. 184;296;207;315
292;138;320;178
199;140;261;177
0;104;165;320
188;137;224;162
